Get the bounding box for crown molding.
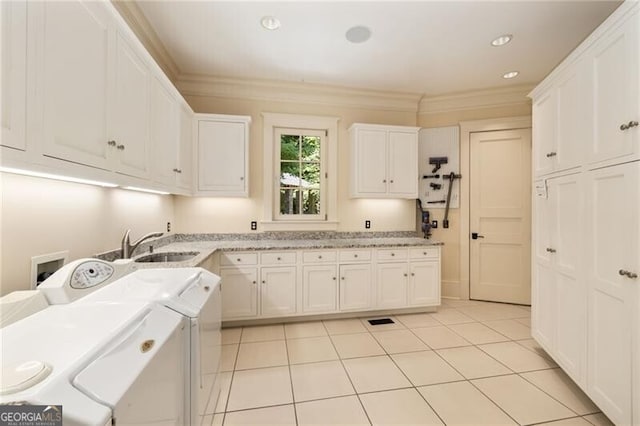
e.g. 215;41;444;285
175;74;422;113
418;84;534;115
110;0;181;82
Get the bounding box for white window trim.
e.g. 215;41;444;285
262;113;339;231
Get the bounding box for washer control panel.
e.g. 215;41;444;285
70;261;115;289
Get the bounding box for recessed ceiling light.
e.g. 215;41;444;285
503;71;520;79
260;16;281;31
491;34;513;47
346;26;372;43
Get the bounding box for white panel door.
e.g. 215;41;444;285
388;131;418;197
339;264;371;311
408;262;440;306
220;268;258;320
302;265;337;313
590;14;639;165
150;77;177;186
1;0;27;151
532;91;556;177
376;263;407;308
39;1;113;169
470;129;532;304
261;267;297;317
587;162;638;426
177;104;193;190
355;129;387;195
112;32;150;178
197;120;247;194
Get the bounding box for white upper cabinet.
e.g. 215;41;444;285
36;1;113;170
349;123;419;198
195;114;251;197
589;11;639;166
177;104;193;190
150;77;178;186
1;0;27;152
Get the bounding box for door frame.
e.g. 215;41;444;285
458;116;531;300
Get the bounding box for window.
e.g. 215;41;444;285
276;128;324;220
262;113;339;231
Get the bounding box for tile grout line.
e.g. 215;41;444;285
220;326;244;425
282;329;300;426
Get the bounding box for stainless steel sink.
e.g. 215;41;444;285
134;251;200;263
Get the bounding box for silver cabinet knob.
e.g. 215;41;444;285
261;280;266;284
116;144;125;151
277;257;281;261
403;273;407;277
383;179;387;183
411;273;415;276
354;254;358;258
107;140;116;147
341;277;345;280
240;176;244;180
391;253;395;257
237;258;241;262
332;277;336;280
252;280;257;285
629;121;639;128
318;255;322;259
390;179;394;183
546;152;557;158
423;252;427;255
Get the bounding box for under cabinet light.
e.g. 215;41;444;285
122;186;170;195
0;167;118;187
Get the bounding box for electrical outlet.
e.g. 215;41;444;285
250;221;257;231
166;222;171;232
365;220;371;229
431;220;438;229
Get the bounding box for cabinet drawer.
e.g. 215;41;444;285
339;249;371;262
221;252;258;266
261;251;296;265
303;250;337;263
409;247;440;260
377;248;408;262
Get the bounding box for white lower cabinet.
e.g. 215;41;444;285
302;265;337;314
339;264;372;311
376;263;408;309
408;262;440;306
220;267;257;319
260;267;297;317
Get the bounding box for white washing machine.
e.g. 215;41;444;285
0;301;188;425
72;267;222;426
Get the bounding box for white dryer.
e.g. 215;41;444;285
0;302;188;425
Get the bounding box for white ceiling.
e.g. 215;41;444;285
136;1;621;96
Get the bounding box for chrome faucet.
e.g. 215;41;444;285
120;229;164;259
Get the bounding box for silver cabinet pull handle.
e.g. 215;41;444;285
620;123;629;130
107;140;116;147
628;121;639;128
619;269;638;279
546;152;557;158
546;248;556;253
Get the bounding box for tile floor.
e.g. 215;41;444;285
204;299;614;426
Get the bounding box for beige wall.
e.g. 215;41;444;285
0;173;174;295
175;95;419;234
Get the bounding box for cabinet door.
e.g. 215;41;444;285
590;14;639;165
261;267;297;317
197;120;247;195
353;129;387;195
1;0;27;151
177;104;193;190
388;131;418;197
220;267;258;320
586;162;638;425
150;77;178;186
532;263;556;351
38;1;113;169
376;263;407;308
532;90;557;177
408;261;440;306
339;264;372;311
302;265;337;313
112;31;150;178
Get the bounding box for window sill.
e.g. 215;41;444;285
259;220;339;232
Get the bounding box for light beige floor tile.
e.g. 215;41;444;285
290;360;355;402
583;413;614;426
212;413;223;426
431;309;476;325
360;315;406;331
296;395;369;426
322;318;367;335
479;341;557;372
286;336;338;364
516;338;556;361
458;304;530;321
227;366;292;411
436;346;512;379
360;388;443;425
221;328;242;344
284;321;328;339
395;313;441;328
343;355;411;393
418;381;517;425
412;326;472;349
224;405;296;426
371;329;430;353
220;344;238;372
240;324;285;342
514;317;532;327
441;299;485;308
235;340;288;370
330;332;385;358
521;369;599;415
391;350;464;386
212;372;232;413
472;374;575;425
483;319;532;340
448;322;510;344
538;417;593;425
202;414;213;426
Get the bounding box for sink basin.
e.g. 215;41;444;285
134;251;200;263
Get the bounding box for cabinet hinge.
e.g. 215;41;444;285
325;172;328;178
325;130;328;137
